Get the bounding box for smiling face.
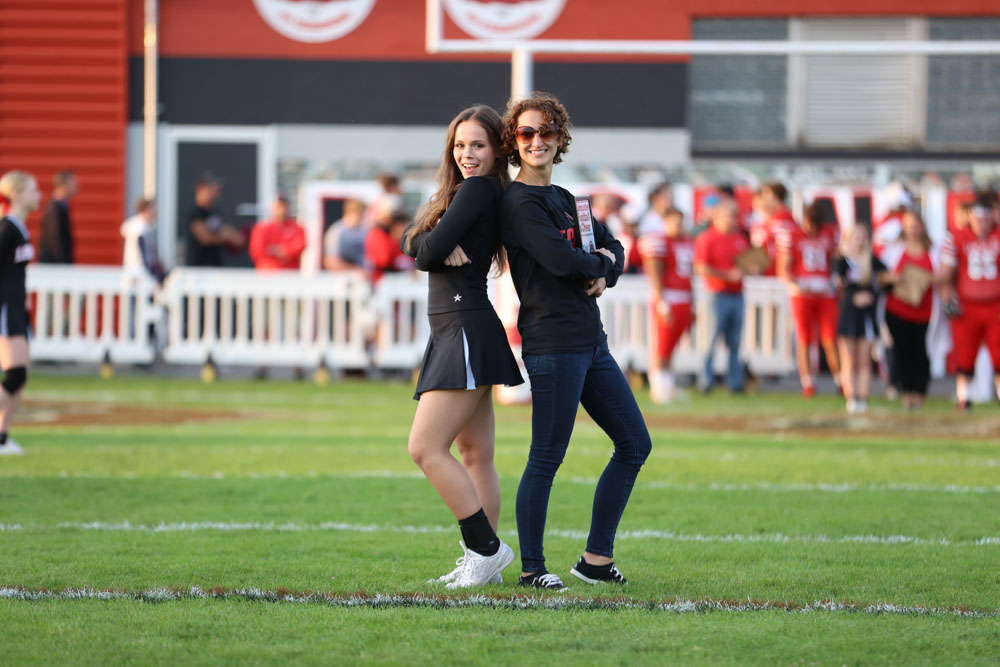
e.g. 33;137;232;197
453;121;496;180
515;109;557;171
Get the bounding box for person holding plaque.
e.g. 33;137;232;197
499;92;650;590
881;211;936;411
401;105;523;589
776;203;841;398
694;199;759;393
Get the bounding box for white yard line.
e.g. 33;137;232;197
0;586;995;618
1;520;995;547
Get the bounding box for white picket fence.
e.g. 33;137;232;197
25;265;801;376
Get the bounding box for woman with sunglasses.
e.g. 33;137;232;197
499;92;652;590
401;105;523;589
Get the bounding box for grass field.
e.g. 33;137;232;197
2;373;999;664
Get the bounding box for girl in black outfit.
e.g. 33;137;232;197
0;171;42;455
834;224;890;414
499;93;651;590
401;105;522;589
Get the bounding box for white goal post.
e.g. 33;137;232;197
425;0;1000;99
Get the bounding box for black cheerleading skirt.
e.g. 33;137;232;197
413;308;524;399
837;300;877;341
0;298;30;338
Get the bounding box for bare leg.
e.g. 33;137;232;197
796;341;813;389
408;386;492;521
0;337;30;434
821;338;841;379
454;390;501;531
857;340;873;400
956;373;971;405
838;337;855;400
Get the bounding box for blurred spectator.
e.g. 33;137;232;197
940;191;1000;411
873;183;912;260
249;195;305;271
882;211;936;411
323;198;368;272
185;173;244;267
640;207;694;403
638;182;673;238
834;225;891;414
38;169;78;264
777;202;841;398
121;197;165;284
695;199;756;393
365;210;413;284
365;173;404;229
750;182;796;276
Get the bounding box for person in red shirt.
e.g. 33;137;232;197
882;211;936;411
777;203;841;398
248;195;305;271
750;182;796;276
639;207;694;403
365;210;414;284
940;191;1000;411
694;199;758;392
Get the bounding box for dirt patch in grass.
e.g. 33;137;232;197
643;411;1000;441
17;400;243;427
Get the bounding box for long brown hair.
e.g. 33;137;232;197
408;105;509;269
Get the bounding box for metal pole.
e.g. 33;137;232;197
425;0;442;54
511;47;533;101
143;0;158;199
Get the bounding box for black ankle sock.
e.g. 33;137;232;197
458;508;499;557
0;432;7;445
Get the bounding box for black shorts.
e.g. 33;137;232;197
414;308;524;399
0;299;30;338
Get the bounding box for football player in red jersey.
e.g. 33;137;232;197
640;207;694;403
940;191;1000;410
750;182;797;276
777;203;841;398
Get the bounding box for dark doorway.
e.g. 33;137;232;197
176;142;258;268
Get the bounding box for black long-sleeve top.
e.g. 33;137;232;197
499;181;624;354
38;199;74;264
834;253;887;304
0;216;32;302
401;176;503;314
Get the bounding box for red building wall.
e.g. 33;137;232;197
0;0;128;265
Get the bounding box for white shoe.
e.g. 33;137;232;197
428;542;503;585
445;540;514;590
0;439;23;455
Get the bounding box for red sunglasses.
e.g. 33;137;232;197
514;123;559;144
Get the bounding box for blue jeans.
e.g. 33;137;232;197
704;291;745;391
517;341;652;572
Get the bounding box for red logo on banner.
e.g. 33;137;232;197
253;0;375;43
443;0;566;40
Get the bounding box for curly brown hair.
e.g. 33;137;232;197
501;92;572;167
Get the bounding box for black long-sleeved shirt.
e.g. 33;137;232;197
499;181;624;354
401;176;502;314
0;215;32;302
38;199;73;264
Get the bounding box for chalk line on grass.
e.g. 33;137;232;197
0;586;996;618
1;521;995;547
2;471;998;495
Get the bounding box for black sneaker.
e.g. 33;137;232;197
569;557;627;584
518;570;567;590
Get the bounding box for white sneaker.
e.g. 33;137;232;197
846;398;857;414
445;540;514;590
428;542;503;585
0;439;23;455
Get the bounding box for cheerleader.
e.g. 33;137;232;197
401;105;522;588
499;92;651;589
0;171;42;455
